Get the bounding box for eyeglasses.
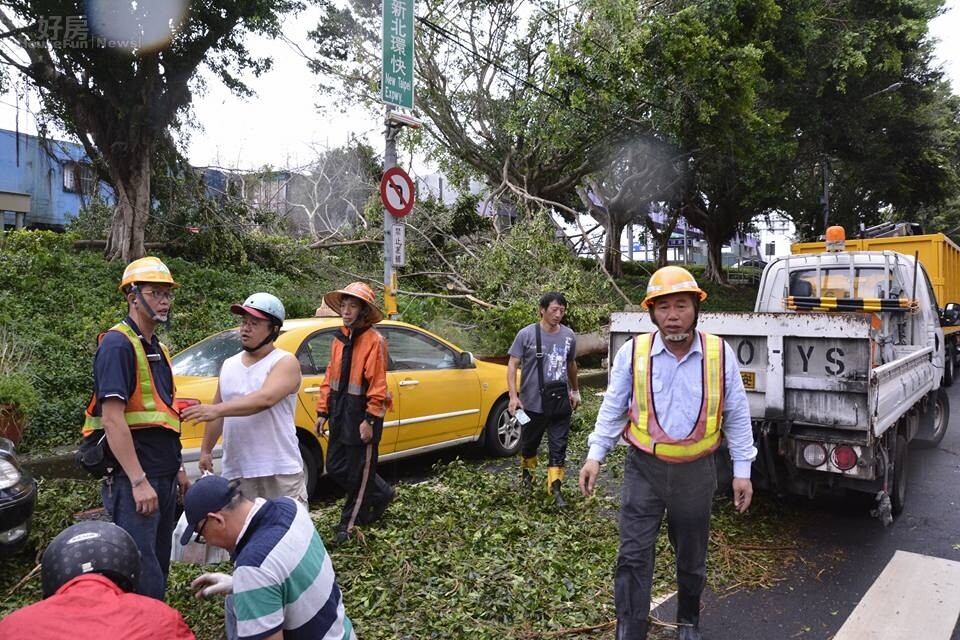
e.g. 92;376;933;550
194;517;208;542
141;288;175;302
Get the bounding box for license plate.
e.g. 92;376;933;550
740;371;756;390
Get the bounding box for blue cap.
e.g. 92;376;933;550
180;475;239;546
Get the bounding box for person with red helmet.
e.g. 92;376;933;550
579;266;756;640
80;256;189;600
315;282;394;545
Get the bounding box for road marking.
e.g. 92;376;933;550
834;550;960;639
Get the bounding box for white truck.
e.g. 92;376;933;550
609;231;957;523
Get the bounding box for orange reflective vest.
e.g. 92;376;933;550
82;322;180;436
623;331;725;462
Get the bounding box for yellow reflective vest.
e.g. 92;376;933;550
623;331;725;462
82;321;180;436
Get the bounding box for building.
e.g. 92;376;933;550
0;128;114;230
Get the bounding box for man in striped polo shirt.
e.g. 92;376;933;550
181;475;355;640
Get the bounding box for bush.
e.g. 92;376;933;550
0;373;39;418
0;230;333;453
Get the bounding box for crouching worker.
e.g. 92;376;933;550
181;475;355;640
0;521;194;639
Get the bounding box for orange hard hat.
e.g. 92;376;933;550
119;257;178;291
323;282;384;324
641;266;707;309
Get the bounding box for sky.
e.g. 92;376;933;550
1;1;960;171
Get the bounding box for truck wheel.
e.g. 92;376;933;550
891;434;908;517
945;345;955;387
914;388;950;448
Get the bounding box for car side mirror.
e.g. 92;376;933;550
942;302;960;326
457;351;476;368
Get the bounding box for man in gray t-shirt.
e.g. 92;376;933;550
507;292;580;507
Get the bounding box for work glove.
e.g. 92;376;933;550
192;572;233;599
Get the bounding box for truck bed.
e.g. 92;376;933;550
609;311;935;437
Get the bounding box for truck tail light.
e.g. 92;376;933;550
831;445;858;471
802;443;827;467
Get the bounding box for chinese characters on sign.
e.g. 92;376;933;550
381;0;414;109
392;223;406;267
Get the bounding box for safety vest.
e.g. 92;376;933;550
623;331;725;462
82;322;180;436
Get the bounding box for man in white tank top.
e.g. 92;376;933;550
181;293;308;505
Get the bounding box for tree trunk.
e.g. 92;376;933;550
656;239;669;267
105;154;151;262
704;231;726;282
604;217;627;278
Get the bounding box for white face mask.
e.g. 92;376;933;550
663;332;691;343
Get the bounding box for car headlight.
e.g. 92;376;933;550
0;459;22;490
0;523;28;544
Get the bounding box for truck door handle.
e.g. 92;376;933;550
399;380;420;387
303;386;320;393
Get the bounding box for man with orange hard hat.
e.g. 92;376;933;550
315;282;394;545
579;266;756;640
81;256;189;600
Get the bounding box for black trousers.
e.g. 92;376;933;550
325;437;393;532
615;447;717;640
520;410;570;467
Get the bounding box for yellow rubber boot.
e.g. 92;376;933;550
521;456;537;489
547;466;566;508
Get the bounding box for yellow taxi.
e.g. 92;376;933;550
172;318;518;494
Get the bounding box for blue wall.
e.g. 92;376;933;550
0;128;114;229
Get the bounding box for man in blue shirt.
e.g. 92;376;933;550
82;257;189;600
579;266;756;640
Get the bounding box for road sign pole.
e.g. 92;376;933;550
381;0;415;318
383;107;399;319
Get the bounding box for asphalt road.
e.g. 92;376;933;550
690;381;960;640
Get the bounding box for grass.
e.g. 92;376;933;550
1;397;803;638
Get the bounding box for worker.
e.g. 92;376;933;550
81;256;189;600
579;265;756;640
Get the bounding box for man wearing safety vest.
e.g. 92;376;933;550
82;257;189;600
579;266;756;640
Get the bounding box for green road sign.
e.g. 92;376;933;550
382;0;415;109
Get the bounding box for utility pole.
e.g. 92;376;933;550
381;0;415;319
383;109;399;318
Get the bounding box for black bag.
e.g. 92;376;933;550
535;325;572;418
75;430;117;478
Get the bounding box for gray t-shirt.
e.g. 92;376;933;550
508;323;577;413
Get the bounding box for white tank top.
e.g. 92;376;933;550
219;347;303;479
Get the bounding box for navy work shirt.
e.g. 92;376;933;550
90;316;182;476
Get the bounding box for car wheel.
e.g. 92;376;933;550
891;434;908;516
298;438;320;498
484;397;520;456
914;387;949;448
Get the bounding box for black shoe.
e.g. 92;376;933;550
364;486;396;525
521;468;533;490
551;480;567;508
329;528;349;547
677;625;702;640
